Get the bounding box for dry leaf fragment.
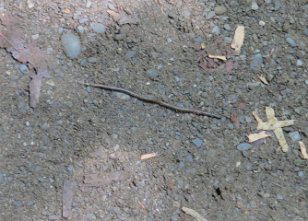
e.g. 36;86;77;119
182;207;208;221
248;131;271;143
231;25;245;53
140;152;157;160
252;107;295;152
208;54;227;61
299;141;308;160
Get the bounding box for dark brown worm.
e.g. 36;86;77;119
78;81;223;119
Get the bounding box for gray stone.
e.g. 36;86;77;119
224;24;231;31
77;26;85;33
192;138;203;148
286;37;296;47
18;64;29;74
61;33;81;59
206;11;215;19
146;69;159;79
0;172;5;185
88;57;97;63
305;79;308;85
79;18;88;24
274;0;281;10
212;26;220;35
298;171;304;178
296;59;303;66
288;131;301;142
237;143;252;151
90;22;106;33
250;53;263;71
86;213;96;220
214;5;227;15
304;28;308;36
251;0;259;10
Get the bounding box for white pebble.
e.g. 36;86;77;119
259;20;265;26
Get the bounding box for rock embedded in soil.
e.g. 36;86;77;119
61;33;81;59
146;69;159;79
192;138;203;148
90;22;106;33
214;5;227;15
250;53;263;71
286;37;297;47
288;131;301;142
237;143;252;151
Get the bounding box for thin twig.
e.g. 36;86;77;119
78;81;222;119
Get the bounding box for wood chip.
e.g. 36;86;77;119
257;74;269;85
248;131;271;143
140;152;157;160
252;107;295;152
182;207;209;221
208;54;227;61
299;141;308;160
62;180;76;219
231;25;245;53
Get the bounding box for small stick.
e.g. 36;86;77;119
78;81;222;119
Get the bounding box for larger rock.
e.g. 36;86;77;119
61;33;81;59
214;5;227;15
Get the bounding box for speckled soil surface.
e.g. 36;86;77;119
0;0;307;220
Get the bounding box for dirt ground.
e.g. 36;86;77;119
0;0;307;220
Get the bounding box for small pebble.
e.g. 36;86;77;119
214;5;227;15
77;26;85;33
86;213;96;220
18;64;29;74
61;33;81;59
206;11;216;19
259;20;265;26
274;0;281;10
237;143;252;151
251;0;259;10
0;172;5;185
305;79;308;85
224;24;231;31
296;59;303;66
192;138;203;148
146;69;159;79
250;53;263;71
288;131;301;142
114;92;130;100
298;171;304;178
212;26;220;35
286;37;297;47
90;22;106;33
304;28;308;36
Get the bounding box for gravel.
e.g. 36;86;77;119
212;25;220;35
61;33;81;59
